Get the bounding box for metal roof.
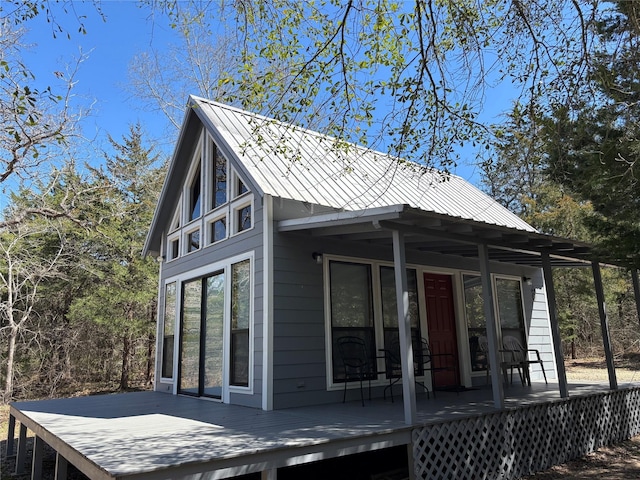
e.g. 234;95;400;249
145;96;601;267
192;96;535;233
278;205;595;267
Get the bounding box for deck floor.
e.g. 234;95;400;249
7;381;628;479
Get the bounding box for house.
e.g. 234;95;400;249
141;95;584;413
8;95;640;480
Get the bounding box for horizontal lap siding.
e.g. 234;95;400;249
526;269;556;381
272;232;329;409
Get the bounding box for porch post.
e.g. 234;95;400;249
392;229;417;425
541;251;569;398
632;269;640;326
15;423;27;474
592;262;618;390
6;414;15;456
477;243;504;409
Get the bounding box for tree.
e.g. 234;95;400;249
68;125;164;390
0;19;83;187
0;218;68;402
544;2;640;268
144;0;597;172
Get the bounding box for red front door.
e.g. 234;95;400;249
424;273;459;387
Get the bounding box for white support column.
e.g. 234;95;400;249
15;423;27;475
31;436;44;480
632;269;640;327
392;229;417;425
477;243;504;409
541;251;569;398
55;453;68;480
592;261;618;390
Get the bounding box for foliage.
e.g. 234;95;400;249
144;0;596;172
544;2;640;268
0;126;164;401
67;125;164;390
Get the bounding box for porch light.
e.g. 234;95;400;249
312;252;323;264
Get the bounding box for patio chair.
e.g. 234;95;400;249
480;335;523;385
337;336;375;406
478;336;491;384
414;337;458;397
502;335;548;385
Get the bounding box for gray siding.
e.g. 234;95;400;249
270;230;556;409
154;200;264;410
524;269;557;381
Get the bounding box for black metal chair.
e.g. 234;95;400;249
414;337;458;397
381;337;458;401
337;336;375;406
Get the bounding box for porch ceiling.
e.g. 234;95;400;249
277;204;594;268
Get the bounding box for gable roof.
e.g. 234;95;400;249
144;96;536;257
193;96;535;230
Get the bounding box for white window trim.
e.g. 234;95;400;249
163;251;255;399
159;281;177;383
183;224;202;255
230;194;254;236
204;208;229;245
166;231;181;262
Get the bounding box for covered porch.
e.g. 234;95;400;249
278;204;640;421
7;381;640;480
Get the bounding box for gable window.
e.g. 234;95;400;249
210;217;227;243
212;147;227;209
187;229;200;252
169;237;180;260
165;133;254;260
161;282;177;379
237;204;252;232
329;260;376;383
190;166;201;221
238;178;248;196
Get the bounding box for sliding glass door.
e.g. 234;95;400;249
179;271;225;399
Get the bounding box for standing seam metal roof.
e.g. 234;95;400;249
192;96;536;233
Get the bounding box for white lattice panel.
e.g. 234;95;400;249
412;388;640;479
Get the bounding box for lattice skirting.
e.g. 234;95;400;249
412;387;640;480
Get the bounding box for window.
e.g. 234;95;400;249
231;259;251;387
187;229;200;252
238;178;248;196
161;282;177;379
329;261;375;382
236;204;252;232
463;275;486;372
212;147;227;209
165;135;253;260
169;238;180;260
463;275;526;373
189;166;201;221
495;277;526;345
211;218;227;243
380;267;422;374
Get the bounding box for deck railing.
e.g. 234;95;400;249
413;387;640;479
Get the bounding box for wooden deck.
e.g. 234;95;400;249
6;381;630;479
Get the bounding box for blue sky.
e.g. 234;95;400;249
19;1;512;186
22;2;180;159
